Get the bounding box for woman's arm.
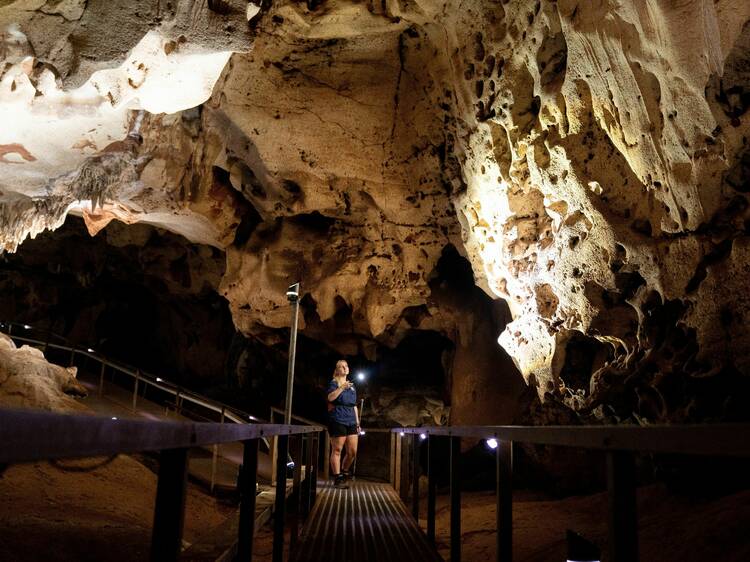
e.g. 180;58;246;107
354;406;360;429
327;382;351;402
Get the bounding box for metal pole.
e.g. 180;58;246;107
273;434;290;562
132;369;140;411
412;433;420;520
98;362;106;397
291;435;303;551
150;447;189;562
311;432;320;504
284;283;300;425
497;441;513;562
211;408;225;493
237;438;259;562
450;435;461;562
427;436;437;544
607;451;638;562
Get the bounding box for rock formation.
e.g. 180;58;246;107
2;0;750;425
0;332;87;411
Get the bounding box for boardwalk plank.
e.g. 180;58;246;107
291;480;443;562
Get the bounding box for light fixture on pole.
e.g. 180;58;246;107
283;282;300;425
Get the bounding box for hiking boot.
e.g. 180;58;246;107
333;474;349;489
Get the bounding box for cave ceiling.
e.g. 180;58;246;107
2;0;750;423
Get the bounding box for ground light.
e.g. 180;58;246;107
87;348;95;353
566;530;600;562
419;433;427;441
399;431;405;436
486;438;498;449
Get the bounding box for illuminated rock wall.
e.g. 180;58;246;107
2;0;750;424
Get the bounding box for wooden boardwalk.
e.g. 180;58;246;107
291;480;442;562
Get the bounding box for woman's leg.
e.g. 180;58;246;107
330;435;346;476
342;433;359;472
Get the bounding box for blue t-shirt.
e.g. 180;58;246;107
327;380;357;425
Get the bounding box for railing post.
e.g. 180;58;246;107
323;432;330;482
311;432;319;504
303;433;314;516
607;451;638;562
132;369;140;411
497;441;513;562
273;434;289;562
450;435;461;562
412;433;420;520
290;434;303;551
210;407;225;493
237;438;259;562
389;432;396;485
69;345;76;367
395;432;402;495
98;362;106;397
427;435;437;544
150;447;189;562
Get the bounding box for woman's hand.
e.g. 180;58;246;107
342;381;354;390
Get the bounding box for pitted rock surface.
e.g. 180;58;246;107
2;0;750;424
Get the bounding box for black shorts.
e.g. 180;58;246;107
328;421;358;437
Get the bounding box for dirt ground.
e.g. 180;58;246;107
425;485;750;562
2;461;748;562
0;454;235;562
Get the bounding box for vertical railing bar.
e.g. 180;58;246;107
411;433;419;520
497;440;513;562
388;432;396;489
450;435;461;562
272;434;289;562
237;438;259;562
149;447;189;562
304;433;314;517
290;434;303;552
98;362;106;397
607;450;638;562
323;432;331;482
132;368;140;411
427;435;437;544
311;432;320;504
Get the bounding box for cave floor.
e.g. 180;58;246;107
422;485;750;562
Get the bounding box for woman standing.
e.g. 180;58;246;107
326;359;360;489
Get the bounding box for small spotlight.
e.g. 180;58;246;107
249;415;257;421
23;324;31;330
419;433;427;441
486;438;498;450
87;348;95;353
359;430;366;436
399;431;405;436
156;377;162;382
111;416;118;420
286;461;295;468
356;372;366;382
286;282;300;302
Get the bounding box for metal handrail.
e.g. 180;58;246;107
0;407;324;562
391;423;750;562
394;423;750;457
0;320;261;425
0;408;321;464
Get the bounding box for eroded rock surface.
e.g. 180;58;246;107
3;0;750;425
0;332;87;411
